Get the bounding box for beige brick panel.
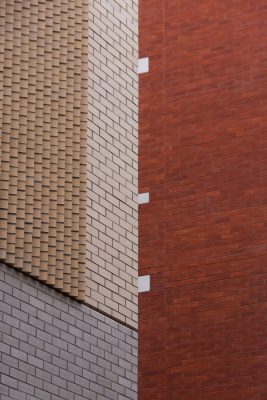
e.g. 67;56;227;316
86;0;138;328
0;0;88;300
0;0;138;328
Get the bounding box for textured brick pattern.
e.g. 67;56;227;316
87;0;138;328
139;1;267;399
0;263;137;400
0;0;88;300
0;0;139;327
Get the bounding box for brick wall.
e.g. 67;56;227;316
0;0;88;300
139;1;267;399
0;0;138;328
86;0;138;328
0;263;137;400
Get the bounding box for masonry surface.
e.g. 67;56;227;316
139;1;267;399
0;0;138;397
0;0;138;328
0;263;137;400
87;0;138;328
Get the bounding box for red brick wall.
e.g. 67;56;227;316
139;1;267;399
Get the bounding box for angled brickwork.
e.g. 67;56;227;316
86;0;138;328
0;263;137;400
0;0;88;300
0;0;138;327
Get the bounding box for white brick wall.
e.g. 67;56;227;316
86;0;138;328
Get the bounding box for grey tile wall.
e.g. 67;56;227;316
0;263;137;400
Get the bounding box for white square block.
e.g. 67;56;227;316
138;57;149;74
137;193;149;205
138;275;150;293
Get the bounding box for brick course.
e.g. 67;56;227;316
0;262;137;400
139;1;267;399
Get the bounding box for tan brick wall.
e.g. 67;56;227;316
0;0;138;327
86;0;138;327
0;0;88;300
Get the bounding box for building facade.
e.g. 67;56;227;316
139;1;267;399
2;1;267;399
0;0;138;399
